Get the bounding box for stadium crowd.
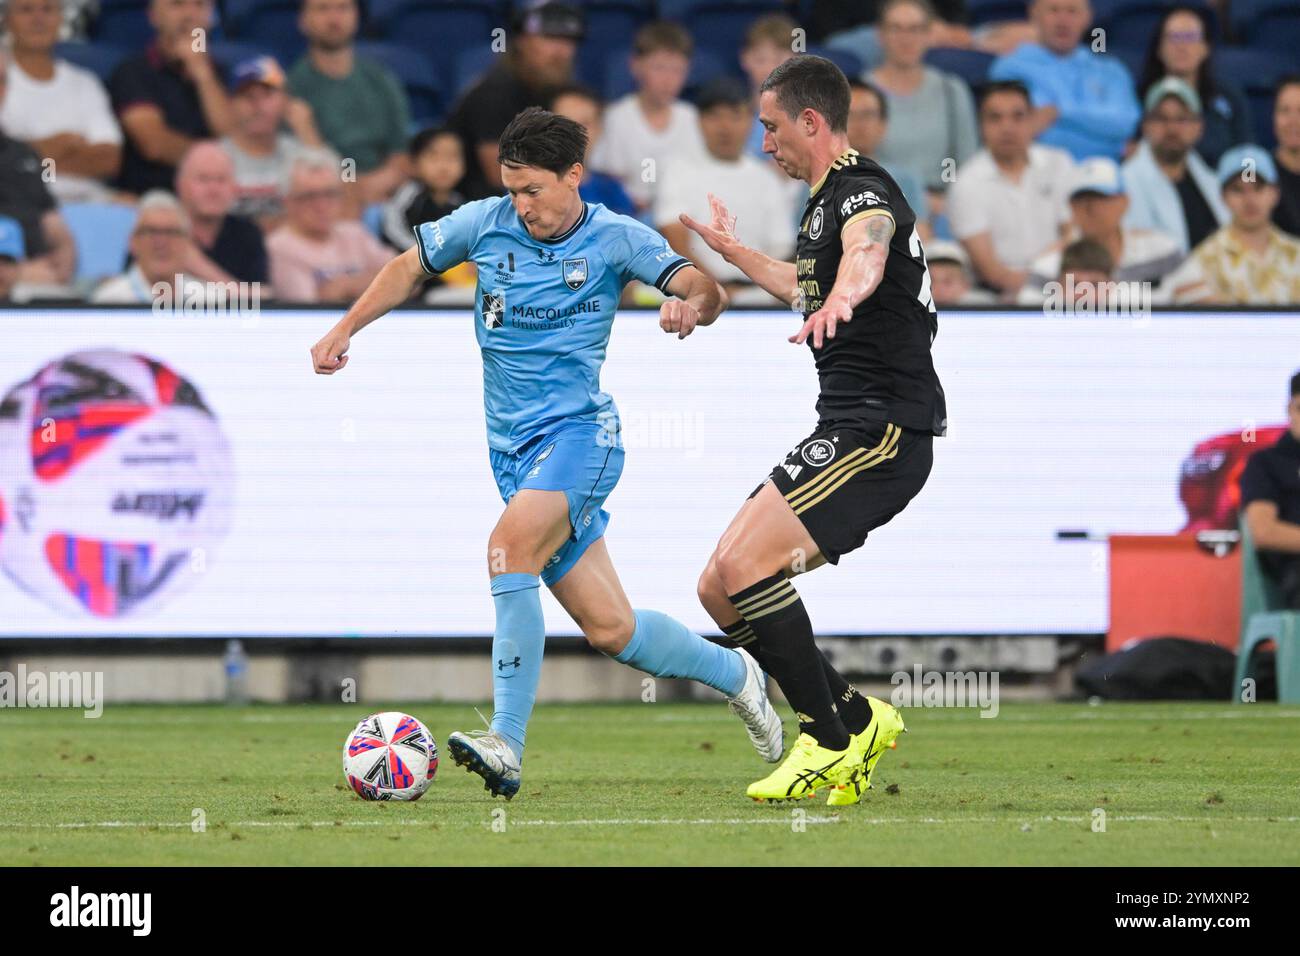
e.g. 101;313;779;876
0;0;1297;308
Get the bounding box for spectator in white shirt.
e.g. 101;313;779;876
91;190;209;304
0;0;122;203
948;80;1074;298
1018;157;1183;302
654;77;795;303
590;21;704;212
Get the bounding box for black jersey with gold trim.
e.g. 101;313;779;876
795;148;946;436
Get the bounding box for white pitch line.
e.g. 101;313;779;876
1;814;1297;831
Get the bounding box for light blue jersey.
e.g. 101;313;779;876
414;198;692;453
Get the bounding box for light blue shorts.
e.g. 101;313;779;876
489;422;625;586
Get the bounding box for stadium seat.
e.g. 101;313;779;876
964;0;1028;28
369;0;500;93
1230;0;1300;56
1214;47;1291;149
206;40;277;74
1234;522;1300;703
353;41;445;127
923;47;995;89
61;203;137;284
658;1;786;73
89;0;151;48
450;44;499;103
53;41;132;83
572;1;653;95
223;0;306;67
808;44;863;81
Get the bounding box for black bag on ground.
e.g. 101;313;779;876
1075;637;1239;700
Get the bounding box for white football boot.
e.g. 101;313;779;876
726;647;785;762
447;729;522;800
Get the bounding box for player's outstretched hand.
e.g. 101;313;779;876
660;297;701;339
790;296;853;349
679;193;740;259
311;327;351;374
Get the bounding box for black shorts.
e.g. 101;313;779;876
752;420;933;564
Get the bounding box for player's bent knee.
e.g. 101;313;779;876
584;613;635;656
486;530;548;576
712;541;777;595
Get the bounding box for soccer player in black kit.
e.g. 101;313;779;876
683;55;946;803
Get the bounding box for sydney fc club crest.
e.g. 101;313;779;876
563;257;588;291
482;290;505;328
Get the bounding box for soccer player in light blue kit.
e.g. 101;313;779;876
311;107;782;799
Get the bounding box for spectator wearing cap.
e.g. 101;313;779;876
380;127;466;252
288;0;411;208
91;190;209;304
988;0;1140;163
266;147;392;303
948;81;1074;298
846;78;929;236
655;77;795;303
740;15;799;161
108;0;231;196
221;57;322;230
0;60;75;289
1272;77;1300;239
1161;145;1300;305
174;141;268;287
1122;77;1227;255
866;0;978;195
1240;371;1300;609
0;215;25;302
1;0;121;203
590;21;705;213
447;1;584;201
925;239;995;306
549;87;636;219
1137;6;1251;167
1019;157;1183;303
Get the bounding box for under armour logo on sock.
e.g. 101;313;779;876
497;656;521;672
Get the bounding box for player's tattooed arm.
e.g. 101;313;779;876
660;265;725;339
679;193;798;306
790;213;892;349
310;247;430;374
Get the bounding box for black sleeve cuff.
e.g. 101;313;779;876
654;257;692;293
413;226;435;275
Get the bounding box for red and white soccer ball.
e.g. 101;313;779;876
0;349;234;619
342;712;439;801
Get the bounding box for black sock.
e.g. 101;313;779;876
722;620;874;735
727;575;851;750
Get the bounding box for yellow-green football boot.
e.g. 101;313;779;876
746;732;854;801
827;697;906;806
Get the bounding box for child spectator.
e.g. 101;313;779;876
549;86;635;218
380;128;466;252
739;15;799;161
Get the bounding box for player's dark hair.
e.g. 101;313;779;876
759;54;850;133
498;106;588;175
847;78;889;122
1059;238;1114;278
407;126;460;160
976;79;1032;112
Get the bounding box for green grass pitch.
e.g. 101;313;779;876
3;701;1298;866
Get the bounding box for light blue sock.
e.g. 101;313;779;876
612;609;746;696
488;573;545;759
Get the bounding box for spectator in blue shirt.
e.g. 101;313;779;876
1137;6;1251;167
988;0;1140;162
549;86;636;219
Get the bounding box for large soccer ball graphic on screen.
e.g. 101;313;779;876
0;350;234;619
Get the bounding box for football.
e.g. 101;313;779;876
0;349;234;619
342;712;439;801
